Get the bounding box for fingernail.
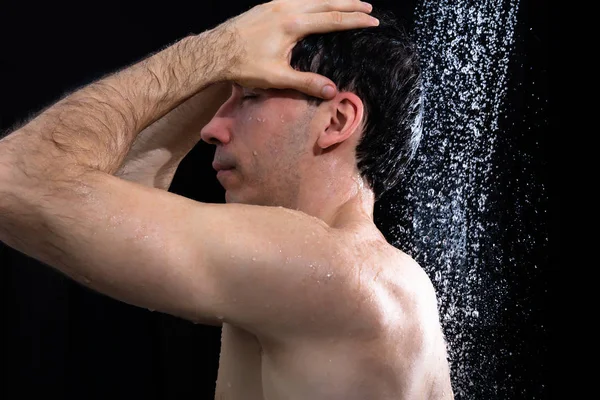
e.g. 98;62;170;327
372;17;380;26
363;2;373;11
321;85;336;98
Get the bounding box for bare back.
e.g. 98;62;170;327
214;225;454;400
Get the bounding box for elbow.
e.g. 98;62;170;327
0;132;31;195
0;155;19;246
0;140;45;212
0;151;30;207
0;153;15;207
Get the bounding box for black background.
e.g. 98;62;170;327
1;0;548;398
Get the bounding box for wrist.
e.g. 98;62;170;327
98;32;230;134
195;24;244;84
181;27;239;85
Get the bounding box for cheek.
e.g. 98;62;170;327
237;113;285;145
234;107;275;131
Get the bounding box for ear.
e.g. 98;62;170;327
316;92;364;150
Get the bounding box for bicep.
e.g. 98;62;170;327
1;170;362;333
1;169;217;322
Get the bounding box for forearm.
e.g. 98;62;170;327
0;30;234;180
115;82;231;190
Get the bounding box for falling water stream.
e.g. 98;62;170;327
374;0;547;398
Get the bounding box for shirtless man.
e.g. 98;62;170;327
0;1;453;398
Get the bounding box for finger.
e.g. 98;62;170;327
273;69;338;100
299;0;373;14
293;11;379;36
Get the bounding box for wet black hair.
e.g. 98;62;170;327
290;9;423;201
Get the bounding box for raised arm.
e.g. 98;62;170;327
115;82;231;190
0;1;379;334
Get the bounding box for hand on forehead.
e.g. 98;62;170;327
214;0;378;99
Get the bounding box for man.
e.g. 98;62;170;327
0;0;454;399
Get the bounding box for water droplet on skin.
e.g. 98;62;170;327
326;273;333;278
227;382;232;388
83;278;91;284
252;256;257;261
253;151;258;156
217;315;224;320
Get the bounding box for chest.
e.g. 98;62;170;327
214;323;265;399
215;323;384;400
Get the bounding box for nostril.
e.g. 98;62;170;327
200;129;221;146
200;117;233;146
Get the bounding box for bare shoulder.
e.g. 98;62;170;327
332;222;442;332
375;243;454;398
375;243;444;339
347;228;439;318
334;223;441;323
387;247;440;314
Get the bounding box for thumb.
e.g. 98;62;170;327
275;69;338;100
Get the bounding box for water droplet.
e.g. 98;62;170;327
405;1;532;397
217;315;224;320
253;151;258;156
252;256;257;261
326;273;333;278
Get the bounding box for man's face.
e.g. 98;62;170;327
201;83;317;207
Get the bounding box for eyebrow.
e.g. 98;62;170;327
233;83;253;90
232;83;265;93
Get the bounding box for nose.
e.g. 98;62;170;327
200;100;234;146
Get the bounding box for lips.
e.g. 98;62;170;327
212;161;235;171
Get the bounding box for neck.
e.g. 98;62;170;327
294;172;376;229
